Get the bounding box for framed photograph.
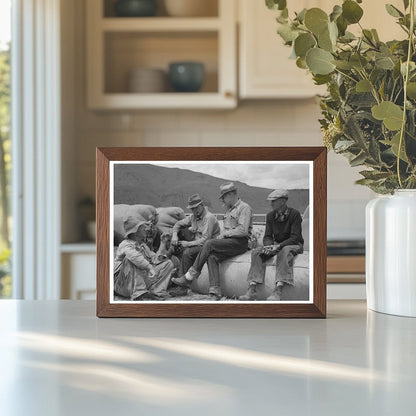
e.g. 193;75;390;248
96;147;327;318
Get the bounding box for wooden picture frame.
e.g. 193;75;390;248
96;147;327;318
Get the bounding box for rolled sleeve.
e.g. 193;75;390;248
172;216;191;237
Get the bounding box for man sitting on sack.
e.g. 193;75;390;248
173;183;253;300
170;193;220;284
239;189;304;301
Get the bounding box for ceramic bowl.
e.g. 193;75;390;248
168;62;205;92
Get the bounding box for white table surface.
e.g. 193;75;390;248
0;300;415;416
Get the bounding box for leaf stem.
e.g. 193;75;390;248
397;0;414;188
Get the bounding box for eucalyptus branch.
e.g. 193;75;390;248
397;0;415;188
358;69;381;104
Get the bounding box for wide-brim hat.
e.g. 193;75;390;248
123;216;148;238
267;189;289;201
187;193;204;209
218;182;237;199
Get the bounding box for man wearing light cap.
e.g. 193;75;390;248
173;182;253;300
240;189;304;301
170;194;220;285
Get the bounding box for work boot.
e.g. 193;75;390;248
239;283;257;300
209;293;221;301
267;283;284;301
171;275;192;287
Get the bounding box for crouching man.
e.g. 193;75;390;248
171;194;220;282
240;189;304;301
114;216;175;301
173;183;253;300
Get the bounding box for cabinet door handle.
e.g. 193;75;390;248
224;91;234;98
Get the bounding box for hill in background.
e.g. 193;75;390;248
114;164;309;215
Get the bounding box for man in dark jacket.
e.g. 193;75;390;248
239;189;304;301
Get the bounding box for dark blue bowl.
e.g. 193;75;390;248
114;0;158;17
168;62;205;92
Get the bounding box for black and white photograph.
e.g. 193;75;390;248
110;161;313;303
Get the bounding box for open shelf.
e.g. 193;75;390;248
104;31;218;94
87;0;236;109
101;17;221;31
103;0;219;18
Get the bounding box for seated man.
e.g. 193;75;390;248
173;183;253;300
240;189;304;301
114;216;175;301
171;194;221;285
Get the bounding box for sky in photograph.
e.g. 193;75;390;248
153;162;310;189
0;0;11;49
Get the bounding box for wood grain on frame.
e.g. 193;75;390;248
96;147;327;318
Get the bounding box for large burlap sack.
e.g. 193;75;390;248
156;207;186;233
114;204;157;245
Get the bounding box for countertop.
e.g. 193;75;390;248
0;300;415;415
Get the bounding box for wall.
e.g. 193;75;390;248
61;0;375;243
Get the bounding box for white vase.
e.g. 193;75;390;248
366;190;416;317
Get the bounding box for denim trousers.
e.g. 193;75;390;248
247;244;303;286
189;237;248;296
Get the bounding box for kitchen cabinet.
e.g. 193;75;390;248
238;0;325;99
238;0;404;99
61;245;96;300
86;0;237;109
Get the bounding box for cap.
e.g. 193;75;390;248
267;189;289;201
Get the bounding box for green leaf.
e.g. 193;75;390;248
294;33;316;58
334;140;355;152
333;60;353;70
339;31;356;43
296;57;308;69
375;55;395;70
385;132;409;162
304;8;329;35
342;0;364;24
318;27;334;52
330;5;342;22
313;74;332;85
296;8;307;23
372;101;404;130
350;54;368;70
371;29;380;43
350;151;368;167
385;4;404;18
360;170;391;180
403;0;409;10
306;48;335;75
277;23;298;43
407;82;416;99
266;0;287;11
356;79;372;92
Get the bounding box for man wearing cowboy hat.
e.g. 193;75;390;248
170;194;220;284
114;215;175;301
173;183;253;300
240;189;304;301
